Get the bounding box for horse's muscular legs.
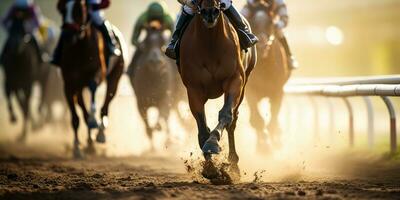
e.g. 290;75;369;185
88;81;98;129
202;72;244;154
267;91;284;146
65;88;82;158
187;88;210;149
97;61;123;143
5;83;16;123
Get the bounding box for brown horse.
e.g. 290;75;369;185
243;8;290;152
60;0;124;158
179;0;256;180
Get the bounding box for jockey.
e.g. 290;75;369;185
128;1;174;77
165;0;259;60
52;0;121;66
1;0;43;63
242;0;298;69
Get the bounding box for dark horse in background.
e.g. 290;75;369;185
60;0;124;158
1;9;41;141
37;25;68;126
243;8;290;152
179;0;256;182
128;21;177;151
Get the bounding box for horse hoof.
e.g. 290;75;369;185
96;130;106;143
201;133;221;154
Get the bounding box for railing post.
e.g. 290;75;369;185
381;96;397;154
327;97;335;144
362;97;374;149
343;98;354;148
309;96;320;143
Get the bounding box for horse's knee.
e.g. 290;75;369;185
219;109;233;126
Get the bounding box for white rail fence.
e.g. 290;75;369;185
285;75;400;154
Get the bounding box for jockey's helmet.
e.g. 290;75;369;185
147;1;168;20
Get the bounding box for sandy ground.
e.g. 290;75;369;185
1;150;400;200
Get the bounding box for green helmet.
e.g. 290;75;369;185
147;1;167;19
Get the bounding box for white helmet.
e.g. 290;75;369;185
14;0;33;8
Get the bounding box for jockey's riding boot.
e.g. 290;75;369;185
278;36;299;70
97;21;121;58
224;6;258;49
165;11;193;60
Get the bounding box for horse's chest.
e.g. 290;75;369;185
182;60;236;90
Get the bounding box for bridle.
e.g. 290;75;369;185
192;0;224;14
64;0;90;37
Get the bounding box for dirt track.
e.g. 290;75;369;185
1;152;400;200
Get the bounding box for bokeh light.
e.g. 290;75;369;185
325;26;344;46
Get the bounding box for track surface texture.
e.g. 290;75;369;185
1;153;400;200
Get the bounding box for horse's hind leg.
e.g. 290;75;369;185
88;81;99;129
97;64;123;143
77;92;95;154
247;94;270;154
267;91;284;147
159;104;172;146
16;87;32;142
226;85;247;181
5;84;16;123
138;106;155;152
65;88;82;159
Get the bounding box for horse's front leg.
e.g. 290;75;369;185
77;92;95;154
5;83;16;123
97;63;123;143
65;88;82;159
187;88;209;150
88;80;99;129
202;73;243;155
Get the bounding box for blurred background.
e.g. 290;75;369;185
1;0;400;77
